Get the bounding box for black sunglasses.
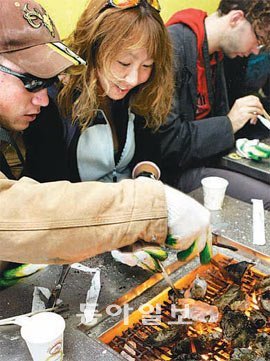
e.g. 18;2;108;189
0;65;58;92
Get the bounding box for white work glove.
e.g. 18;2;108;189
236;138;270;161
111;241;168;273
164;185;212;264
111;182;212;272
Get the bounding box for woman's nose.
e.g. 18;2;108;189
125;68;139;87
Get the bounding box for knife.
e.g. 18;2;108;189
45;264;71;309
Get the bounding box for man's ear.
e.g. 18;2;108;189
229;10;245;28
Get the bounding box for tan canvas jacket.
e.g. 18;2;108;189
0;173;167;264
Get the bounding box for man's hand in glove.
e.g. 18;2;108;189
111;241;168;273
236;138;270;161
163;185;212;264
111;184;212;272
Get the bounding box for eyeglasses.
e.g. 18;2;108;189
0;65;58;92
105;0;161;12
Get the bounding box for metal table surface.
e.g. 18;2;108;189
220;137;270;184
0;188;270;361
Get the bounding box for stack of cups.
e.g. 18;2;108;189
21;312;65;361
201;177;229;210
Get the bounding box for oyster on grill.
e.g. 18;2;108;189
259;288;270;313
144;325;186;348
230;348;266;361
220;307;256;348
224;261;254;284
184;275;208;300
249;309;267;329
252;333;270;358
214;284;250;311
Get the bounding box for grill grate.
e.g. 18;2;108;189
100;254;270;361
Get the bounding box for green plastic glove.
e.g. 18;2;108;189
236;138;270;161
164;185;212;265
111;241;168;273
0;264;48;289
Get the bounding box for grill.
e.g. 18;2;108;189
99;254;270;360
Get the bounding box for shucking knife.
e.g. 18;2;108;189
45;264;71;309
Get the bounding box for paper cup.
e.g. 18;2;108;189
21;312;65;361
201;177;229;210
132;161;161;180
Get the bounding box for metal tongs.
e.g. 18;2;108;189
158;232;238;298
212;231;238;252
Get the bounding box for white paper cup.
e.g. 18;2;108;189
21;312;65;361
201;177;229;210
132;161;161;180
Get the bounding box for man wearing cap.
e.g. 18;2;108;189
0;0;211;272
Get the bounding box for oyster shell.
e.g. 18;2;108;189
259;288;270;314
230;348;266;361
224;261;254;284
220;307;256;348
252;333;270;358
144;325;185;348
184;275;208;300
249;309;267;329
214;284;250;311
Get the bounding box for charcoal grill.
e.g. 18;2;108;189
99;254;270;361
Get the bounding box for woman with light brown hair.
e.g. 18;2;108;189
24;0;174;183
59;0;173;132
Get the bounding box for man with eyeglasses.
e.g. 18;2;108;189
0;0;212;274
159;0;270;209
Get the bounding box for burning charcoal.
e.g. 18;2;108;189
259;289;270;314
214;284;250;311
252;333;270;358
168;288;184;304
224;261;255;284
221;307;256;348
184;275;208;300
144;325;185;348
230;348;266;361
249;309;267;329
177;298;220;323
172;333;221;356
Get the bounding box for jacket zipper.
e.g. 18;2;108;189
97;109;131;183
112;167;117;182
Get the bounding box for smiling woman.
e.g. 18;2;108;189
23;0;173;183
